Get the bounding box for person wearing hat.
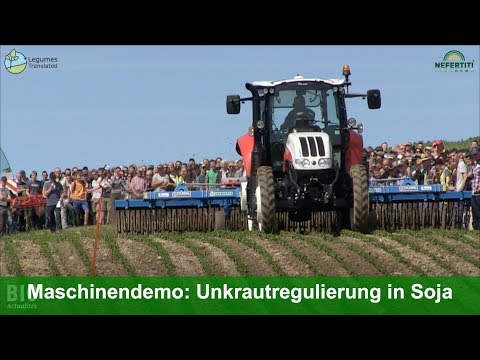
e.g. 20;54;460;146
196;164;207;189
432;139;446;159
430;157;445;184
469;146;480;230
412;154;431;185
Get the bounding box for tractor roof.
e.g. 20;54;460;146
249;75;345;88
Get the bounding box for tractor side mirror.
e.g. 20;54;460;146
226;95;241;114
367;89;381;109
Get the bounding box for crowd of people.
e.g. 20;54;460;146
366;139;479;191
0;138;479;235
0;157;246;235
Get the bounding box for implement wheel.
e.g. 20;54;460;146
350;164;369;233
255;166;278;233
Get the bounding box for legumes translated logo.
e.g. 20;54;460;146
435;50;474;72
4;48;59;75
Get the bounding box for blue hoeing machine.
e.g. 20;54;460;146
115;184;244;234
115;179;472;234
369;177;472;231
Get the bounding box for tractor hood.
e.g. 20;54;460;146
285;132;333;170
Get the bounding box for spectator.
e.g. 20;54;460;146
396;159;410;180
87;168;104;224
235;162;246;178
219;160;229;180
167;162;175;175
415;141;424;153
55;167;70;230
225;162;235;177
129;169;148;199
381;142;388;152
100;170;112;224
469;146;480;230
0;176;10;236
432;139;446;160
125;173;133;193
40;171;48;188
12;172;27;232
26;171;42;230
173;167;185;185
152;165;173;191
441;158;455;190
43;171;62;232
404;142;413;155
111;167;126;201
411;154;431;185
145;169;154;191
206;159;220;188
471;139;478;149
431;158;445;184
456;152;469;191
70;171;90;226
196;164;207;188
184;166;196;184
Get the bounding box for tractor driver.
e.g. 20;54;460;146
280;95;315;132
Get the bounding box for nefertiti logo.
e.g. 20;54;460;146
435;50;475;72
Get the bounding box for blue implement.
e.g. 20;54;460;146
369;177;472;203
115;183;241;209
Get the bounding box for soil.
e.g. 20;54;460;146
0;242;9;276
285;235;350;276
369;234;450;275
80;238;127;276
1;230;479;276
403;234;480;275
15;240;53;276
154;238;204;276
336;235;416;276
314;237;382;276
252;236;313;276
117;238;167;276
220;237;276;276
188;239;239;276
49;241;88;276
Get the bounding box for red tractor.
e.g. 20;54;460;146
226;65;381;233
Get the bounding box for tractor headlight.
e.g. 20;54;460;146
318;158;332;167
294;158;311;167
256;120;265;129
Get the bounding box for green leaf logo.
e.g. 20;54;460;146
4;48;27;74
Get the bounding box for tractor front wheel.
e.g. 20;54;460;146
350;164;369;233
255;166;277;233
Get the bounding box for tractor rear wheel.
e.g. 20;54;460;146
256;166;277;233
350;164;369;233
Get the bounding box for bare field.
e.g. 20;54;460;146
1;227;479;276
